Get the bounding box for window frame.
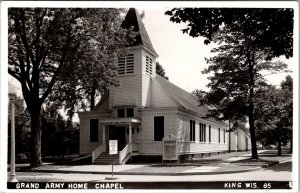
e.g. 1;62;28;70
209;125;211;143
199;123;206;142
224;129;226;143
218;128;221;143
190;120;195;142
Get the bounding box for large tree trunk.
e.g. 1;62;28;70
277;139;282;156
90;87;96;110
90;80;97;110
248;53;258;159
249;99;258;159
29;108;42;167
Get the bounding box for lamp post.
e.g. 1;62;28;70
9;84;18;182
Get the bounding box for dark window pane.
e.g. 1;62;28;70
117;109;125;118
127;108;134;117
190;120;195;141
90;119;98;142
209;125;211;142
154;116;164;141
218;128;221;143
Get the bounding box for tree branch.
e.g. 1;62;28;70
39;28;72;104
18;9;36;66
8;68;22;82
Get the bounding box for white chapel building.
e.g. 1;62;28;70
78;8;251;164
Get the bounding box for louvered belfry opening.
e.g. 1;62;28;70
117;53;134;75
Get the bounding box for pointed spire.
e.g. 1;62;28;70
122;8;158;57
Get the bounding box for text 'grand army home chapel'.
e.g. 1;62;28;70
78;8;251;164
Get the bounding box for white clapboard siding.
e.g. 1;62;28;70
175;114;229;154
142;75;152;107
178;142;228;154
140;110;176;154
230;131;238;151
79;118;90;154
79;118;105;155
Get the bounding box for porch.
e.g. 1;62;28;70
91;117;141;165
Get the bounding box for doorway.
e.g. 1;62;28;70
108;125;126;151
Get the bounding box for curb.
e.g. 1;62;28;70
18;166;261;176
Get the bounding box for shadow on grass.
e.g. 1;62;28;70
267;161;292;172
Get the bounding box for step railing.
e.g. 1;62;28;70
119;143;132;165
92;144;106;164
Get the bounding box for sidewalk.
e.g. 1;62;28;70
15;150;291;176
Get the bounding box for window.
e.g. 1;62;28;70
199;123;206;142
127;108;134;117
90;119;98;142
218;128;221;143
118;54;134;75
209;125;211;143
224;129;226;143
154;116;164;141
146;56;153;75
117;109;125;118
190;120;195;141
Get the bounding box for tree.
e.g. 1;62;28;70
165;8;293;59
156;61;169;80
40;106;79;158
280;75;293;153
255;77;293;155
166;8;293;159
8;8;132;166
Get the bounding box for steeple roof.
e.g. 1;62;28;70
122;8;158;57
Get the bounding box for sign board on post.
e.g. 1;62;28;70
109;140;118;155
163;138;178;161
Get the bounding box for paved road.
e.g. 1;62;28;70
10;159;292;182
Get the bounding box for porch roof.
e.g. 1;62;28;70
98;117;141;125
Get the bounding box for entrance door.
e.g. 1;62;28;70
109;125;126;151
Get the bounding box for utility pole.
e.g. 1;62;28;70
9;85;18;182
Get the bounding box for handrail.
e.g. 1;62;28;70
119;143;132;165
92;144;106;164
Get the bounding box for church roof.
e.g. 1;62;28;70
122;8;158;57
154;75;228;127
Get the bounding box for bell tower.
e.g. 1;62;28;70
109;8;159;113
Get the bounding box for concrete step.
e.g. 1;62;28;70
94;152;120;165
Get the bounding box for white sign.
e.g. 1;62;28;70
109;140;118;155
163;138;178;160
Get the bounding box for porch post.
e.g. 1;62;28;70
102;124;106;144
129;123;132;144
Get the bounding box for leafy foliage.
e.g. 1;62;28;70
165;8;294;59
255;76;293;155
8;8;133;166
41;107;79;158
166;8;293;159
156;61;169;80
